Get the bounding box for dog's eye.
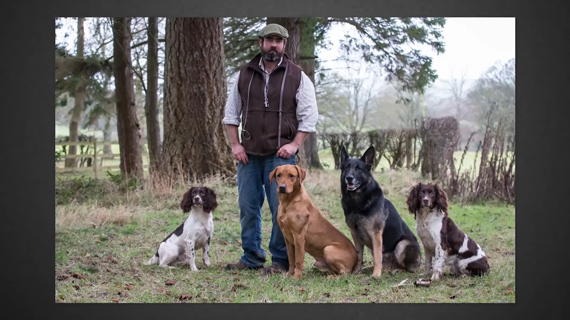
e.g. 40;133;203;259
277;173;281;178
289;174;294;179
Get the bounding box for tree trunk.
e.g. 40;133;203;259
65;17;85;168
145;17;162;174
103;117;112;155
299;18;323;169
113;17;144;180
161;18;234;180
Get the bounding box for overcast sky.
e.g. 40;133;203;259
318;17;516;83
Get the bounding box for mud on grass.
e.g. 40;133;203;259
55;170;515;303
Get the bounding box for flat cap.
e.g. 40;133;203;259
258;23;289;39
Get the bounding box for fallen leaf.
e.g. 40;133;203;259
57;274;70;281
233;277;240;281
112;298;119;303
84;253;91;258
231;284;248;291
179;294;193;301
72;273;85;279
297;287;305;292
323;293;330;298
73;285;80;290
165;280;176;286
125;284;133;290
503;288;514;295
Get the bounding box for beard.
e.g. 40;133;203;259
262;48;282;62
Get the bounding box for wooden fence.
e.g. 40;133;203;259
55;138;148;178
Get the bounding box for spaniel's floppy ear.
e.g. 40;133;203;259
269;167;278;185
434;183;448;214
406;183;421;218
296;165;307;183
203;187;218;213
180;187;195;213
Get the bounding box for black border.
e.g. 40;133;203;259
2;0;569;319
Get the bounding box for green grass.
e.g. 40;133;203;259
55;168;515;303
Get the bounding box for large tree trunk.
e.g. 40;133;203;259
145;17;162;174
65;17;86;168
161;18;234;179
113;17;144;180
299;18;323;169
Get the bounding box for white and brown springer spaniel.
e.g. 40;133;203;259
406;183;489;280
145;186;218;270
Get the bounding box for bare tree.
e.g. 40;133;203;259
145;17;162;173
113;17;144;180
161;18;234;179
319;62;382;134
65;17;86;168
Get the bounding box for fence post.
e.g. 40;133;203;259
93;138;98;179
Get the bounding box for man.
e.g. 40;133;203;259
223;23;319;275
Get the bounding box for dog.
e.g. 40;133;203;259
406;182;489;280
269;164;358;279
145;186;218;270
340;146;421;278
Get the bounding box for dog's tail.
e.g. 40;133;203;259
144;253;159;265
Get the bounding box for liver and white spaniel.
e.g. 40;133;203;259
406;183;489;280
145;186;218;270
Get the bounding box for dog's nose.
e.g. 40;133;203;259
346;175;354;183
422;199;429;205
279;185;287;193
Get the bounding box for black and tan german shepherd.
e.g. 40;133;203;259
340;145;421;278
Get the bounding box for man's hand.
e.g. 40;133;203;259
232;143;249;165
276;142;299;159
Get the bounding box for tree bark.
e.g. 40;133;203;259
161;18;234;180
65;17;86;168
145;17;162;174
299;18;323;169
113;17;144;180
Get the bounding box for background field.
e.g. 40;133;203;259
55;163;515;303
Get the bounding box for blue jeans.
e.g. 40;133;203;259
237;154;296;269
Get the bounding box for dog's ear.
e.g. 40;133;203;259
434;183;448;214
406;184;420;218
269;167;277;185
296;165;307;183
203;187;218;213
361;146;375;170
180;187;194;213
340;145;349;166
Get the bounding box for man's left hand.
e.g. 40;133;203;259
276;142;299;159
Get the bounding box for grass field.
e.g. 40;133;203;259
55;166;515;303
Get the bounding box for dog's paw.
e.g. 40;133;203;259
431;271;441;281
